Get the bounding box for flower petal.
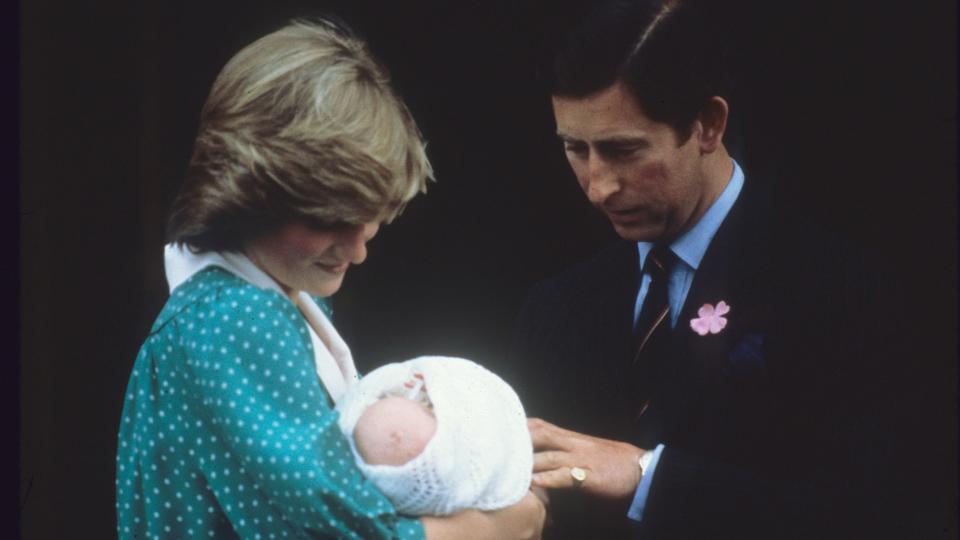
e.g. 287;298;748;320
710;316;728;334
714;301;730;316
690;317;710;336
697;303;715;318
705;316;719;334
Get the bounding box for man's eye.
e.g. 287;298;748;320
606;146;640;158
563;143;587;155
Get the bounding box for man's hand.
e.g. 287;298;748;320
528;418;645;500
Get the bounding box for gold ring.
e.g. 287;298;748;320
570;466;587;487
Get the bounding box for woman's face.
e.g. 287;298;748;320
245;221;380;297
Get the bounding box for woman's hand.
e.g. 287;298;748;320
421;490;546;540
529;417;645;499
488;490;547;540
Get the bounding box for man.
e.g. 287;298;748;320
510;1;908;538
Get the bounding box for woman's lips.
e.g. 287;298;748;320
315;261;349;274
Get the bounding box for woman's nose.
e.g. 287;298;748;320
340;223;379;264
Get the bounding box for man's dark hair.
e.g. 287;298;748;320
542;0;732;143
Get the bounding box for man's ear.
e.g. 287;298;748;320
695;96;729;154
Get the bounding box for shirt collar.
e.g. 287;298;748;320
637;159;745;271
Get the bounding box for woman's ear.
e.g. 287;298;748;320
695;96;729;154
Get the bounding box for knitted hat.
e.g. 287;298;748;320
336;356;532;515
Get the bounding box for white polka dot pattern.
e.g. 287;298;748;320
116;266;424;539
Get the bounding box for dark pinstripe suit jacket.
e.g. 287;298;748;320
508;182;904;539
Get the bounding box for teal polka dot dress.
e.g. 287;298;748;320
116;266;425;539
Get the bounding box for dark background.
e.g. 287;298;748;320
19;0;958;538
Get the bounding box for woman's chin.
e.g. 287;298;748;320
306;276;345;297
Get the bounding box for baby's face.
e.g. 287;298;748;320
353;396;437;466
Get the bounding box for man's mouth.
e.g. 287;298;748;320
606;207;643;225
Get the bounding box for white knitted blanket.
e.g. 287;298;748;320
337;356;533;515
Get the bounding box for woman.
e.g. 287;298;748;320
116;18;544;539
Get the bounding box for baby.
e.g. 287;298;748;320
351;373;436;467
336;356;532;516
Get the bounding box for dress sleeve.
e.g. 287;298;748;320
176;288;424;540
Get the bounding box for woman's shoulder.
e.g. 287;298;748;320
149;266;303;334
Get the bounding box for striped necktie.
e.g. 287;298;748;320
633;245;676;362
628;244;676;434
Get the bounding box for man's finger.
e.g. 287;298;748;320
532;450;569;472
528;418;571;450
531;467;580;490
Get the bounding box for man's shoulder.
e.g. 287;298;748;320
528;240;637;301
514;241;640;335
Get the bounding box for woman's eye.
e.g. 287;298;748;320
307;219;353;232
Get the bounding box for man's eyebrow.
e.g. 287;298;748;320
596;135;649;145
556;133;650;145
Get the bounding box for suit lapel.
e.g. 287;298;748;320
639;180;777;447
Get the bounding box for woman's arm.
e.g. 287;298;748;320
421;491;546;540
176;289;428;539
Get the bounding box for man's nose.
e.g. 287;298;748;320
585;157;619;204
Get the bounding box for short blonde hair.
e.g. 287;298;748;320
167;17;433;252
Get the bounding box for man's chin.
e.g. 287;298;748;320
611;221;663;243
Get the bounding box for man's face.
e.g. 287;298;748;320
552;81;708;243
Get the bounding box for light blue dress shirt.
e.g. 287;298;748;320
627;159;745;522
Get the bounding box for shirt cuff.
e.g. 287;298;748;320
626;443;666;522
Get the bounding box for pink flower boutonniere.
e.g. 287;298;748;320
690;301;730;336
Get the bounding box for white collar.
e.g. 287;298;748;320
164;244;284;295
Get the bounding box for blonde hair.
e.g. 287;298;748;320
167;17;433;251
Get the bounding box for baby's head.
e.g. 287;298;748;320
338;356;533;515
353;396;437;466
